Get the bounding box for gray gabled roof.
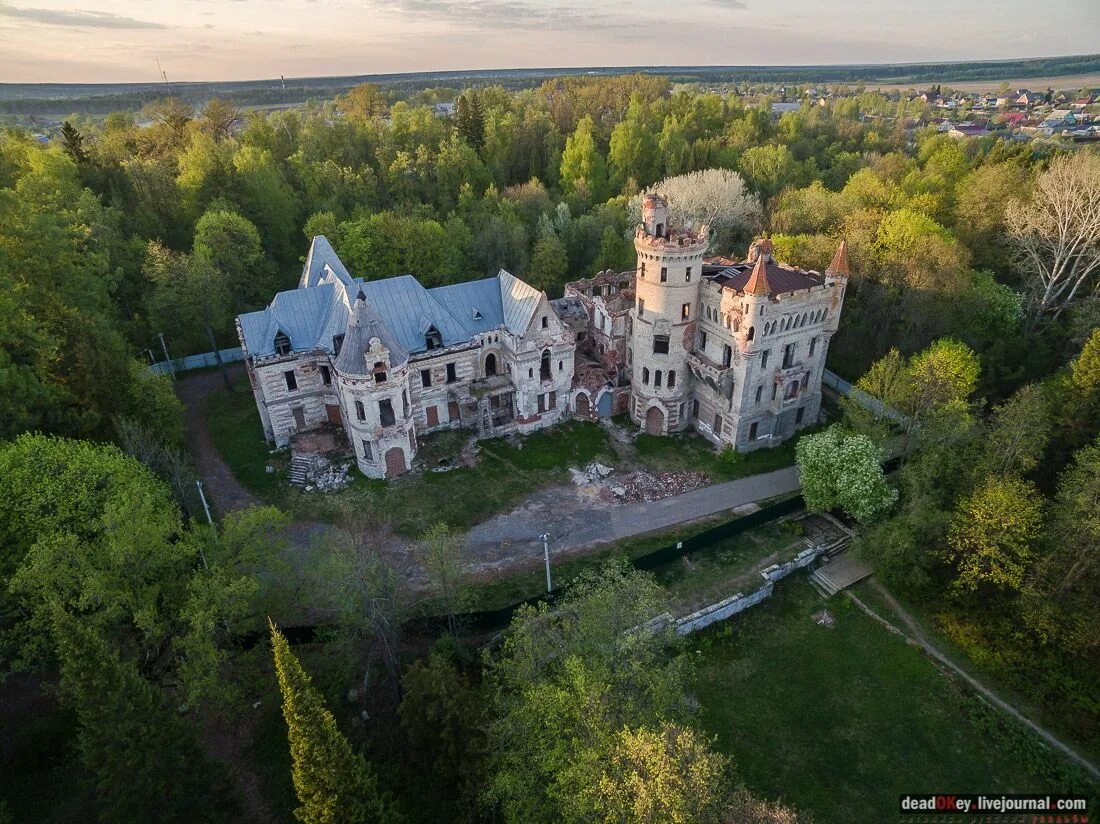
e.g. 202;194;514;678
334;292;410;373
239;237;556;367
299;235;355;291
498;269;544;335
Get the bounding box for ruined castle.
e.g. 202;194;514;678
237;192;847;479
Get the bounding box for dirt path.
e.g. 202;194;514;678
847;579;1100;782
176;366;260;514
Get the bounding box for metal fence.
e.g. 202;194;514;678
149;346;245;376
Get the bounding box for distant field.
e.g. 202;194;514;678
862;71;1100;93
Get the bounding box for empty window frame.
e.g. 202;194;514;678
653;335;670;355
284;370;297;391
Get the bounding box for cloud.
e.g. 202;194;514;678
706;0;747;7
383;0;648;33
0;3;168;28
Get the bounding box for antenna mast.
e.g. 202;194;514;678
155;56;173;95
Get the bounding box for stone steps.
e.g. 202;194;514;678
288;455;313;486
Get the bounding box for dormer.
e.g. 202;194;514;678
274;330;292;356
425;324;443;351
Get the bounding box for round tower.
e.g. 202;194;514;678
335;292;415;479
630;193;708;435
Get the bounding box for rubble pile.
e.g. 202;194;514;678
301;456;352;492
569;461;615;486
614;470;708;503
569;460;709;504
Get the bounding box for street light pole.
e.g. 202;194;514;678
540;533;552;593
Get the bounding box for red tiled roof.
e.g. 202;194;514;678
826;239;850;277
706;260;824;295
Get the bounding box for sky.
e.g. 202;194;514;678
0;0;1097;84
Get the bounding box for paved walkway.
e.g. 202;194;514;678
466;465;801;565
848;579;1100;782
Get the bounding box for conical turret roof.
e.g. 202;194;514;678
744;248;773;297
826;239;850;277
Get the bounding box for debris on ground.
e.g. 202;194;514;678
812;609;836;628
569;461;615;485
617;470;708;502
568;462;708;503
295;455;351;492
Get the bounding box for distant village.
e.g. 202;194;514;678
765;83;1100;144
9;78;1100;147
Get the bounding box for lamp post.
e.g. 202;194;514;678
539;533;552;593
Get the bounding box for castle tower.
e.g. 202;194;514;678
335;291;415;479
630;193;708;435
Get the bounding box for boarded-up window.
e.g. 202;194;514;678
448;401;460;423
426;405;439;427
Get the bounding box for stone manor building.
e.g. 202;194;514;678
237;193;847;479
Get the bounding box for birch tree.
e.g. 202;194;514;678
1006;151;1100;328
633;169;761;249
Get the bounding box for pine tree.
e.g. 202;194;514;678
51;610;237;822
455;91;485;151
269;619;396;824
59;120;89;165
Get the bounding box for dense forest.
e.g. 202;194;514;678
1;74;1098;821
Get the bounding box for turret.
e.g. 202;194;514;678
739;239;774;351
630;192;708;435
823;239;849;330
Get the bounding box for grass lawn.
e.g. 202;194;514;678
693;577;1092;823
621;416;815;482
849;578;1100;765
201;378;616;535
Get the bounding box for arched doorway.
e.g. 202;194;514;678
597;391;613;418
645;406;665;435
485;352;497;377
384;447;406;477
575;393;591;418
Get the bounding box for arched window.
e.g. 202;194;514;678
540;349;551;381
668;370;676;388
274;330;291;356
642;367;650;385
485;352;497;376
655;370;662;388
373;361;387;383
785;380;800;400
801;313;808;327
747;326;755;341
822;308;828;320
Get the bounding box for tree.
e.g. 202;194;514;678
399;652;485;807
199;97;242;141
58;120;89;165
796;426;898;522
338;83;387;121
592;723;729;824
417;522;467;635
455;91;486;151
193;206;275;311
739;144;801;200
52;610;239;822
560;115;607;202
1006;151;1100;328
269;621;394;824
640;169;760;250
485;562;694;822
979;384;1049;477
946;475;1043;592
527;228;570;295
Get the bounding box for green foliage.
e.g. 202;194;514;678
560;115;608;203
946;475;1044;592
51;610;240;822
270;621;396;824
485;562;693;822
796;425;897;522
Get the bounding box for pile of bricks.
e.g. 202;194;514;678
614;470;708;503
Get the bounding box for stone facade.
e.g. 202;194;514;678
238;237;574;479
238;192;847;481
567;192;848;451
